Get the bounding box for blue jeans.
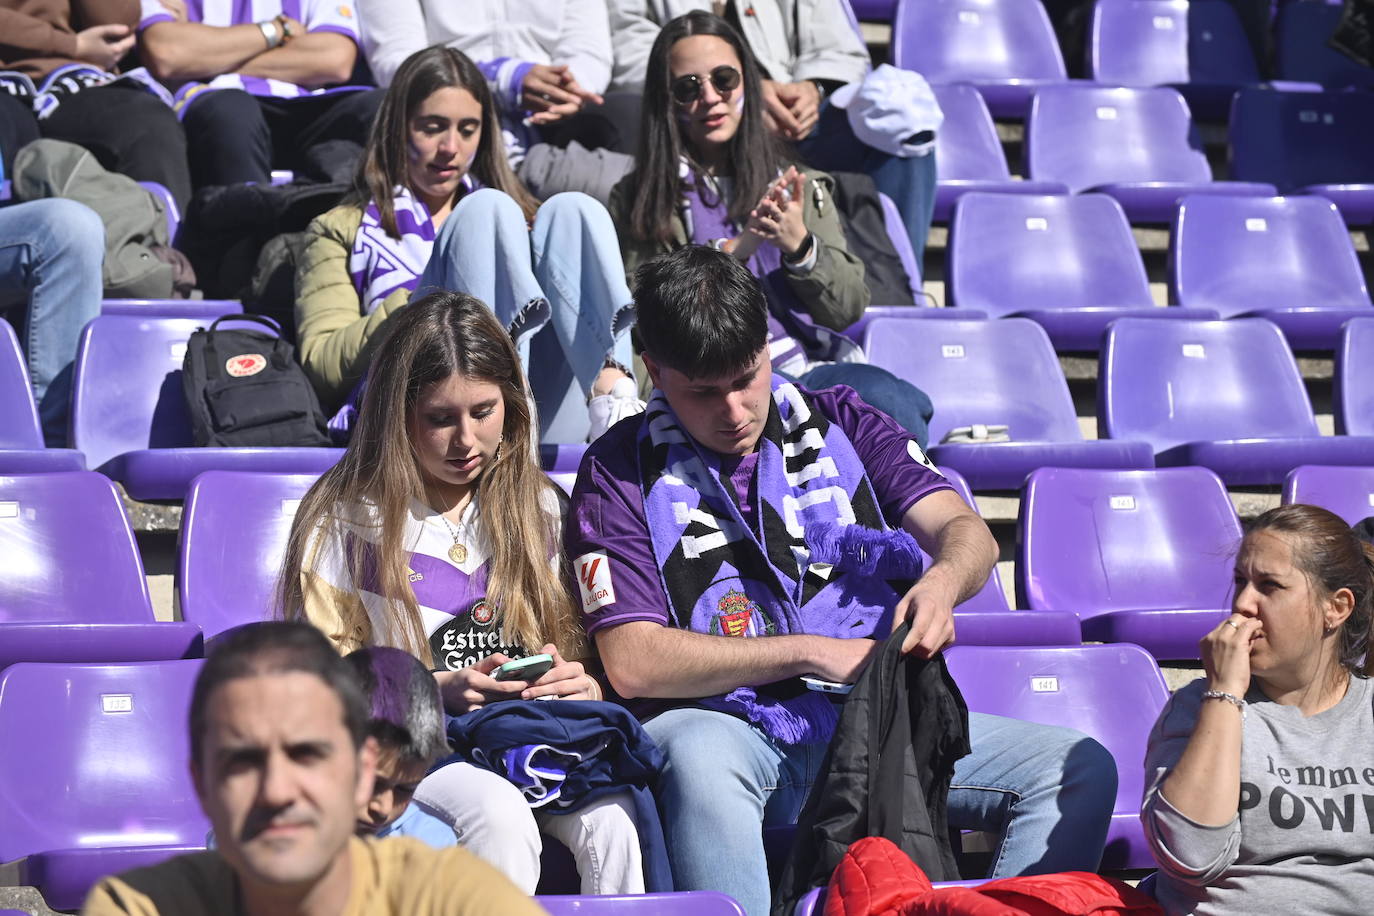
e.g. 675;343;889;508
797;362;934;450
643;707;1117;916
416;189;634;443
0;199;104;445
799;102;937;267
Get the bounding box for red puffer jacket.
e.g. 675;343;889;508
824;837;1163;916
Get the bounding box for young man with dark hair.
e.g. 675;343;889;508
82;622;542;916
566;246;1118;916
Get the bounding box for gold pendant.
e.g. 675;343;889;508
448;543;467;565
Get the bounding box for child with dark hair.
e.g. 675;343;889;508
344;646;456;847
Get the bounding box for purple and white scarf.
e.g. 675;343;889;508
638;378;923;744
349;184;454;314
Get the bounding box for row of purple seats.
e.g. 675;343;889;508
946;190;1371;351
0;471;201;672
1283;464;1374;525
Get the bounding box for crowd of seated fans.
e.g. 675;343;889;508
2;2;1373;915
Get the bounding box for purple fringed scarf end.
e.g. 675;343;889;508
705;687;840;745
804;522;924;579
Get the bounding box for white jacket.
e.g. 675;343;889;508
608;0;869;93
358;0;613;92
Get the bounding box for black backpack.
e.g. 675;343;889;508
182;314;331;448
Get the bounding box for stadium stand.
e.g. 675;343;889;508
0;471;201;671
1282;465;1374;525
1099;316;1374;485
69;315;343;501
0;659;210;911
0;321;84;472
1228;87;1374;224
944;643;1172;869
1017;466;1238;659
947;191;1216;350
1169;194;1373;350
1336;316;1374;436
891;0;1067;118
928;83;1068;222
862;316;1154;489
1026;85;1276;222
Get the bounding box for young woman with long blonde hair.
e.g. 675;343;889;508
279;290;644;894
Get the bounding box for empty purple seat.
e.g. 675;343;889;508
1026;85;1275;222
1229;88;1374;224
1282;464;1374;525
70;315;343;500
1275;1;1374;92
842;305;991;344
0;659;209;910
948;192;1216;350
929;84;1068;222
936;465;1083;646
943;643;1171;868
863;316;1153;489
102;298;244;319
1170;195;1372;349
0;471;201;669
1089;0;1261;120
1018;466;1239;659
1099;317;1374;484
0;320;84;472
891;0;1067;118
536;892;746;914
1337;316;1374;436
179;471;319;640
540;442;587;496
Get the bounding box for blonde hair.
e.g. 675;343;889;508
278;291;582;664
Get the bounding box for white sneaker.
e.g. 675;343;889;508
587;377;645;442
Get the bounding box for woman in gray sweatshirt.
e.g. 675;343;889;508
1143;504;1374;915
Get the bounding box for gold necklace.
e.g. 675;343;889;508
437;496;474;565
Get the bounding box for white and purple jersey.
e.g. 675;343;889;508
138;0;362;107
566;384;950;640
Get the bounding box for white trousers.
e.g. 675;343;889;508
414;760;645;894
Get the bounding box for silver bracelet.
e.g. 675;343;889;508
258;19;283;50
1201;689;1247;718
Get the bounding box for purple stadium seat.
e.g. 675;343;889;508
878;191;922;294
936;465;1083;646
850;0;897;20
536;893;746;914
1089;0;1262;120
1099;317;1374;484
862;316;1153;489
0;659;209;910
842;305;990;344
70;315;344;500
891;0;1067;118
102;298;244;319
943;643;1172;869
1170;195;1373;349
179;471;319;640
0;319;84;471
1336;316;1374;436
1276;0;1374;92
137;180;180;241
1228;88;1374;224
791;880;992;915
948;192;1216;350
1282;465;1374;525
0;471;201;670
540;443;586;496
1025;85;1275;222
929;84;1069;222
1017;466;1239;659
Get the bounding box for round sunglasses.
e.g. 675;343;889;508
670;65;742;106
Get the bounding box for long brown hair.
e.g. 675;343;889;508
355;45;538;236
278;291;581;664
1246;504;1374;677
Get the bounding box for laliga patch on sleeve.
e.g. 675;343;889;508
576;552;617;612
907;439;939;473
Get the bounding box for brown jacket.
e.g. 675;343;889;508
0;0;138;79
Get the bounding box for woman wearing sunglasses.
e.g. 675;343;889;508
607;11;931;439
